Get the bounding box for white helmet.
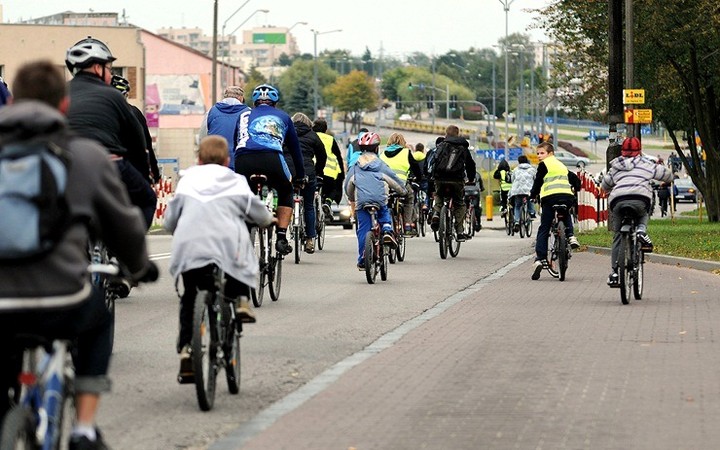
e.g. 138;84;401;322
65;37;116;73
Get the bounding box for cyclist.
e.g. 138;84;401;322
530;142;582;280
287;112;327;253
493;159;513;216
380;132;424;236
313;118;345;217
110;75;161;184
344;132;407;270
65;36;157;229
346;127;369;168
0;60;157;449
465;171;485;232
508;154;537;231
423;136;445;214
198;85;249;171
0;76;10;106
164;136;274;372
430;125;476;242
600;137;673;287
234;84;305;255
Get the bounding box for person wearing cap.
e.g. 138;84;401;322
199;85;250;171
111;75;160;184
601;136;673;287
0;76;11;107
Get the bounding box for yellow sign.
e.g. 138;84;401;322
633;109;652;123
623;89;645;104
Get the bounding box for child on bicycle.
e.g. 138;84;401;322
508;154;537;231
164;136;274;369
600;137;673;287
530;142;582;280
344;132;407;270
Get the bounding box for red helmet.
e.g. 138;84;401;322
359;132;381;147
621;137;641;156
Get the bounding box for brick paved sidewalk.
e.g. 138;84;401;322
218;252;720;450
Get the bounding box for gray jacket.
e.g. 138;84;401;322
508;163;537;198
0;101;149;311
344;152;406;208
601;155;673;208
164;164;273;287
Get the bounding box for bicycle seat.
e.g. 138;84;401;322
249;174;268;185
363;203;381;212
552;205;568;212
619;206;641;218
463;185;480;197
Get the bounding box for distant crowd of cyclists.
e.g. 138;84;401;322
0;34;678;449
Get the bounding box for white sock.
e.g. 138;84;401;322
71;424;97;441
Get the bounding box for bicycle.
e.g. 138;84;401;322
416;189;428;237
176;265;242;411
544;205;572;281
436;185;461;260
463;185;480;239
313;180;326;251
88;240;123;353
513;195;533;239
0;263;118;450
248;175;282;307
362;204;389;284
387;192;406;263
615;206;645;305
291;186;305;264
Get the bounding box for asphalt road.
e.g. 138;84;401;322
99;224;534;449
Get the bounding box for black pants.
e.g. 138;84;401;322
235;152;293;208
178;265;250;352
0;287;112;421
117;159;157;230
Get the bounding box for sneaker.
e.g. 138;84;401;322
531;259;544;280
430;214;440;231
304;238;315;254
69;429;109;450
357;262;365;271
404;224;417;236
322;203;332;218
568;235;580;249
456;232;468;242
513;223;520;233
235;298;256;323
607;270;620;288
637;232;653;252
382;231;398;249
275;238;292;255
500;207;507;217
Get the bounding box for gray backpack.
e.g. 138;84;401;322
0;140;71;261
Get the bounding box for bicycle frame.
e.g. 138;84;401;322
292;187;305;264
362;205;388;284
545;205;571;281
617;210;645;304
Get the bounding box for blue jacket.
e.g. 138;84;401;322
344;152;406;209
235;104;304;178
346;131;366;168
200;99;249;170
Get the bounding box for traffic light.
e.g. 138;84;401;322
395;96;402;109
426;95;434;109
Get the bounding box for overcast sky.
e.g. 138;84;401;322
1;0;550;57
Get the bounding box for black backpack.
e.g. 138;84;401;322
0;139;72;262
432;141;467;179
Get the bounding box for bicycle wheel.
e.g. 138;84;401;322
293;219;301;264
388;216;397;264
619;234;631;305
519;205;527;239
418;206;427;237
105;288;116;354
269;248;283;302
448;208;461;258
364;231;377;284
545;228;560;279
557;221;568;281
316;204;326;251
223;303;241;395
191;291;217;411
633;239;644;300
525;207;533;237
0;406;37;450
438;205;448;260
464;205;475;238
396;232;406;262
504;209;512;235
251;227;265;307
380;243;389;281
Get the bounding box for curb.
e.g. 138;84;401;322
585;246;720;273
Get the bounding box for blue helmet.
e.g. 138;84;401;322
252;84;279;104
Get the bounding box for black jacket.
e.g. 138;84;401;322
284;122;327;179
67;72;149;179
434;136;475;183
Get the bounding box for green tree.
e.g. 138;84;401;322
278;53;293;67
277;59;338;118
242;67;267;108
534;0;720;221
324;70;379;133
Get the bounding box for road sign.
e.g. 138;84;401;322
476;148;523;161
641;126;652;135
623;89;645;104
634;109;652;124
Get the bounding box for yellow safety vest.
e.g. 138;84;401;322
317;132;341;179
412;151;426;162
499;169;512;191
540;155;574;198
380;147;411;182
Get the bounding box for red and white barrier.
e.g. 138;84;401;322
152;176;175;228
576;170;608;231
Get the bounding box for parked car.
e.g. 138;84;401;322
554;150;591;169
583;132;609;141
398;114;413;121
673;178;697;204
329;196;353;229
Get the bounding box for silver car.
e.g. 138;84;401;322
554;150;591;169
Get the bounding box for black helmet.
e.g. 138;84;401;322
65;36;116;73
111;75;130;95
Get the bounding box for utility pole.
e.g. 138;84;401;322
625;0;640;141
607;0;624;171
211;0;218;105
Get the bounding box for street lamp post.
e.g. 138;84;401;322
312;28;342;120
212;0;219;105
498;0;516;160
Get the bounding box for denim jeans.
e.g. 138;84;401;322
355;204;391;264
535;195;575;261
